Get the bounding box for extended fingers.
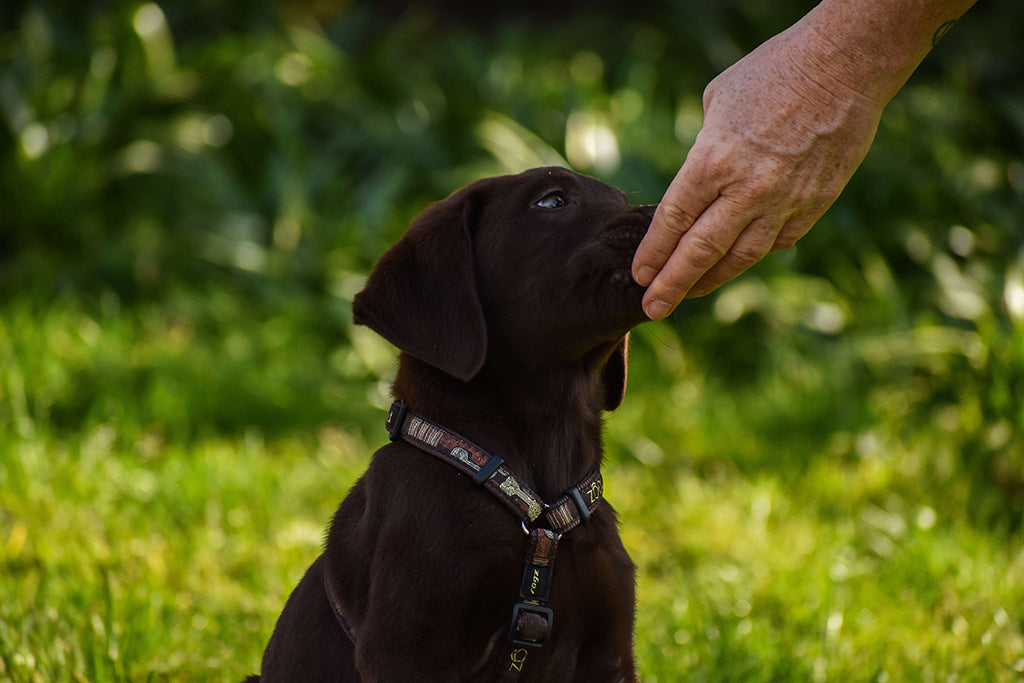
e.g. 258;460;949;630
683;210;820;300
632;202;701;288
640;196;759;318
685;215;790;297
632;150;721;288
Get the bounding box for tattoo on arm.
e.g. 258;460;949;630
932;19;958;47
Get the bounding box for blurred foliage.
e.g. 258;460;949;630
2;0;1021;512
1;0;1024;680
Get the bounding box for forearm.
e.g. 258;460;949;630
787;0;977;104
633;0;980;313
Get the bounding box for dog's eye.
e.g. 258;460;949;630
535;192;566;209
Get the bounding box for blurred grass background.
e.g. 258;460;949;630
1;0;1023;680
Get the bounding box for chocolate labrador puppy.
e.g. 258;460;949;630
249;167;654;682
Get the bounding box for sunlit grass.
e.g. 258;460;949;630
2;0;1022;679
2;297;1023;682
614;458;1024;681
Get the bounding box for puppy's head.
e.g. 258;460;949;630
353;167;653;410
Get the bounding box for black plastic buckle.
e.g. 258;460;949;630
508;603;554;650
472;455;504;485
566;485;592;524
386;400;409;442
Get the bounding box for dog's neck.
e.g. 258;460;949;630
392;355;606;502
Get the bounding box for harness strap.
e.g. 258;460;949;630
501;527;559;680
324;400;604;679
386;400;602;532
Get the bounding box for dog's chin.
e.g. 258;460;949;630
608;269;635;287
568;224;650;325
594;267;647;327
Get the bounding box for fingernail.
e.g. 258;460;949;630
634;266;656;287
644;298;672;320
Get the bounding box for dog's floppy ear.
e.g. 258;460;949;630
352;187;487;382
601;334;629;411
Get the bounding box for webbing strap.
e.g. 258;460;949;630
501;527;559;679
386;400;602;533
315;401;606;679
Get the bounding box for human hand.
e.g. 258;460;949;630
632;22;887;319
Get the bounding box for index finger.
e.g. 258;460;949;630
640;194;754;317
632;150;720;288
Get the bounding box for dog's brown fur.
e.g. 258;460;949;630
250;167;654;682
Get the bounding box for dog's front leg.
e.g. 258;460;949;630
348;522;517;682
260;555;359;682
351;558;481;683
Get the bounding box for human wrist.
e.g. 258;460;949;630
791;0;974;105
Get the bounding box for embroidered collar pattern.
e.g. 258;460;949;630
385;400;604;533
324;399;606;680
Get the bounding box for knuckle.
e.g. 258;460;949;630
684;233;729;269
701;79;718;108
729;242;771;268
772;233;801;251
743;166;783;201
658;200;701;234
648;277;690;306
730;223;779;263
772;216;817;251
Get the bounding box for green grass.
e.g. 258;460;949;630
2;292;1022;682
1;2;1022;680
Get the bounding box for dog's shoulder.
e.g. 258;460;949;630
336;440;522;546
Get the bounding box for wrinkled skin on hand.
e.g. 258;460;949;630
632;0;977;319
